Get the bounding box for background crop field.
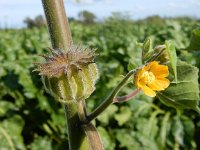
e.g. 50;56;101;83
0;16;200;150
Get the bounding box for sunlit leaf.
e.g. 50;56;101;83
29;136;53;150
0;115;25;150
114;106;132;126
116;129;140;150
97;127;115;150
158;61;199;111
142;38;153;63
165;40;177;82
157;112;171;150
0;101;15;117
97;105;118;125
171;116;184;146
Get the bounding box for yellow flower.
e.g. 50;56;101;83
135;61;170;97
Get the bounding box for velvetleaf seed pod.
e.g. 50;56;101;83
34;45;99;103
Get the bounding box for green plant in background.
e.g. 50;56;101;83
0;0;200;150
34;0;200;149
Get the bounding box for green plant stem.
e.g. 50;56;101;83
41;0;72;50
41;0;93;149
64;102;90;150
85;69;136;124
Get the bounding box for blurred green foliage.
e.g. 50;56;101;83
0;16;200;150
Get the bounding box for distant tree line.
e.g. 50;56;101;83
24;15;46;28
23;11;199;28
23;10;97;28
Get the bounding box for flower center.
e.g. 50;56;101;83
142;71;155;84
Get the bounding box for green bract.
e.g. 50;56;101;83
35;46;99;103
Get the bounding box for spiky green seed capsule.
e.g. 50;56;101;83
34;45;99;103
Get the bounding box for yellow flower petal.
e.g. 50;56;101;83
142;85;156;97
134;61;170;97
143;62;152;71
149;61;159;67
135;68;145;87
153;78;170;90
147;81;164;91
151;65;169;78
136;77;147;88
136;68;145;80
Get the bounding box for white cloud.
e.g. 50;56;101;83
168;1;188;9
0;0;39;6
66;0;95;4
191;0;200;6
168;2;177;7
104;0;113;4
75;0;94;4
66;0;113;4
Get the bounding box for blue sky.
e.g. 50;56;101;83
0;0;200;28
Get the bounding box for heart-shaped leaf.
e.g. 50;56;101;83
157;61;199;111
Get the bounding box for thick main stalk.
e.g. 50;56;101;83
41;0;94;149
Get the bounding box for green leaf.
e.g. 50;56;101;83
0;115;25;150
188;27;200;51
116;129;140;150
143;38;152;53
97;105;118;125
114;106;132;126
145;110;161;137
142;38;153;63
158;61;199;111
135;132;159;150
0;101;15;117
18;71;38;99
181;116;196;148
171;116;184;146
142;38;152;54
157;112;171;150
97;127;115;150
29;136;53;150
127;62;136;71
165;40;177;82
0;126;15;150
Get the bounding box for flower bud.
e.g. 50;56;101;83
153;45;169;64
34;46;99;103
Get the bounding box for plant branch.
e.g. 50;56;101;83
84;69;136;124
113;89;141;103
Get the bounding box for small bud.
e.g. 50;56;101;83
34;45;99;103
153;45;169;64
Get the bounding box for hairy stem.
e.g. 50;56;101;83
41;0;95;149
41;0;72;51
85;69;136;124
64;102;90;150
